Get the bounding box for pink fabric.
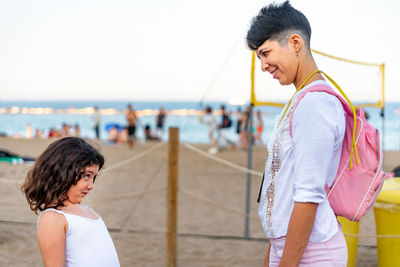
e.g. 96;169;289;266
268;224;347;267
289;85;386;221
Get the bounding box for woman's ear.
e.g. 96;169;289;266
288;34;303;54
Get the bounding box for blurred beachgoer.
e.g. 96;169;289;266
73;124;80;137
108;125;120;144
236;107;243;136
21;137;120;267
125;104;137;148
247;2;347;266
61;123;70;137
155;106;167;140
35;129;44;139
144;124;160;141
364;111;369;120
356;108;369;120
48;128;55;138
217;105;235;149
202;106;218;154
254;110;264;146
239;107;251;150
25;124;33;139
48;128;61;138
119;128;128;143
220;105;232;129
93;106;101;140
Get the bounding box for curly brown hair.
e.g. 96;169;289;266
21;137;104;214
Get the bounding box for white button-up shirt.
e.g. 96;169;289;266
258;80;345;242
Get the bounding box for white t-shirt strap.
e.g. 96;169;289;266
37;208;65;228
79;204;92;211
79;204;101;218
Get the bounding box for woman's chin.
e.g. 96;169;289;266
278;80;289;86
277;78;293;86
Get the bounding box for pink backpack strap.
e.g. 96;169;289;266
289;84;352;136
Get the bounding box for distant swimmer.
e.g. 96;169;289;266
125;104;137;149
93;106;100;140
155;106;167;140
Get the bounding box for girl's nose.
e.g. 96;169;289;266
87;178;94;190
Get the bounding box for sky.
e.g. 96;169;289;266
0;0;399;104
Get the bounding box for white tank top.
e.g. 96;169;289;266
38;206;120;267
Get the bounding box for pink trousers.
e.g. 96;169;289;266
268;225;348;267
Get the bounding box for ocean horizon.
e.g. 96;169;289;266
1;100;399;151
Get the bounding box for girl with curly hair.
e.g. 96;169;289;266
21;137;120;267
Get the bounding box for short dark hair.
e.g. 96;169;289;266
21;137;104;213
246;1;311;50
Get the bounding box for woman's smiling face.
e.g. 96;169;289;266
256;37;299;86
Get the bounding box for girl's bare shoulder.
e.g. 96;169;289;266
38;209;67;229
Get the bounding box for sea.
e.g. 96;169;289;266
0;101;399;151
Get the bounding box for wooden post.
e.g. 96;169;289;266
167;127;179;267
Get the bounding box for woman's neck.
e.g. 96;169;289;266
293;54;324;90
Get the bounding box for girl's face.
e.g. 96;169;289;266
256;38;298;86
66;164;99;204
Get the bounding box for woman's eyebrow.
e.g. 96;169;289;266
257;47;268;57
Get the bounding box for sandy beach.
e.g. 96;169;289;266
0;136;398;266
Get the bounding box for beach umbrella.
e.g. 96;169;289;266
105;123;124;132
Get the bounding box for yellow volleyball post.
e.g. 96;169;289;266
337;216;360;267
379;63;385;109
250;51;256;106
374;178;400;267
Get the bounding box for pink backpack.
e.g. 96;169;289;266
290;84;386;221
